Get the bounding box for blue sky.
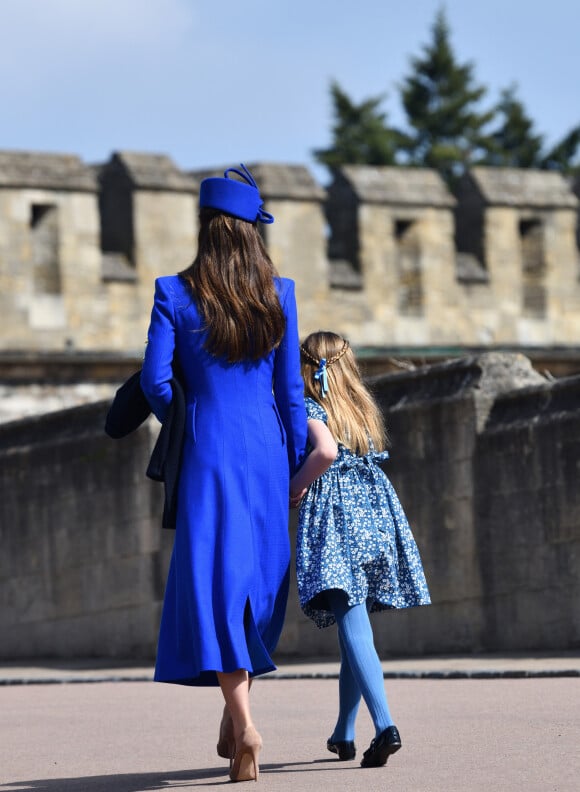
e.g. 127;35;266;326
1;0;578;183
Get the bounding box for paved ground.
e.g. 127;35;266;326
1;655;579;791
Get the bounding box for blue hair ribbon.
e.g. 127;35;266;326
314;358;329;398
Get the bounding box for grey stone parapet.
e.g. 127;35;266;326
371;352;545;430
485;370;580;427
100;151;197;192
0;350;142;384
0;150;97;191
332;164;456;207
462;166;579;208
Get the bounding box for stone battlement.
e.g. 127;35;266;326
1;149;579;352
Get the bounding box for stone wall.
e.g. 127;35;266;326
1;353;579;660
473;375;580;650
1;151;579;354
0;352;142;423
0;404;173;658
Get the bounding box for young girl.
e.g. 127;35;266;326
290;331;431;769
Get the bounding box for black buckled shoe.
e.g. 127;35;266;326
327;738;356;761
360;726;402;768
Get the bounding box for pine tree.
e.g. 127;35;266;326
315;9;580;180
483;86;544;167
400;8;495;181
541;125;580;174
314;81;401;168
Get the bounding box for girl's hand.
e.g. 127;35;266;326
288;418;337;505
289;487;307;509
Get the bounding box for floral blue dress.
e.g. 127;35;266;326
296;397;431;628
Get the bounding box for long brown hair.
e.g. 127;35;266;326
300;331;387;455
180;208;285;362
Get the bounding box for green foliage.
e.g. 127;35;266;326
399;9;495;181
314;81;401;167
315;7;580;181
542;125;580;174
484;86;544;167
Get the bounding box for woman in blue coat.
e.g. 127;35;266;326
141;165;307;782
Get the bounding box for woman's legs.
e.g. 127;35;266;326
217;669;254;737
327;590;394;739
217;676;254;758
217;670;262;781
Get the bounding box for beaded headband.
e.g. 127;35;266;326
300;339;350;398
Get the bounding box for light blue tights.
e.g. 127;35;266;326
326;589;394;741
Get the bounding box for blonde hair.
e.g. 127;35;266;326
300;331;387;455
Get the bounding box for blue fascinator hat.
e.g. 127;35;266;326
199;164;274;224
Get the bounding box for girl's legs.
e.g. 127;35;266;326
327;590;394;739
330;630;361;742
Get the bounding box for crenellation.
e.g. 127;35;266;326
107;151;197;193
0;151;96;192
1;150;580;353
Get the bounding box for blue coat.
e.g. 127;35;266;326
141;274;307;686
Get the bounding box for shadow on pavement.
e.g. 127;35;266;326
3;768;233;791
2;760;344;791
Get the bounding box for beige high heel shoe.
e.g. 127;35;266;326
229;726;262;782
217;710;235;761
